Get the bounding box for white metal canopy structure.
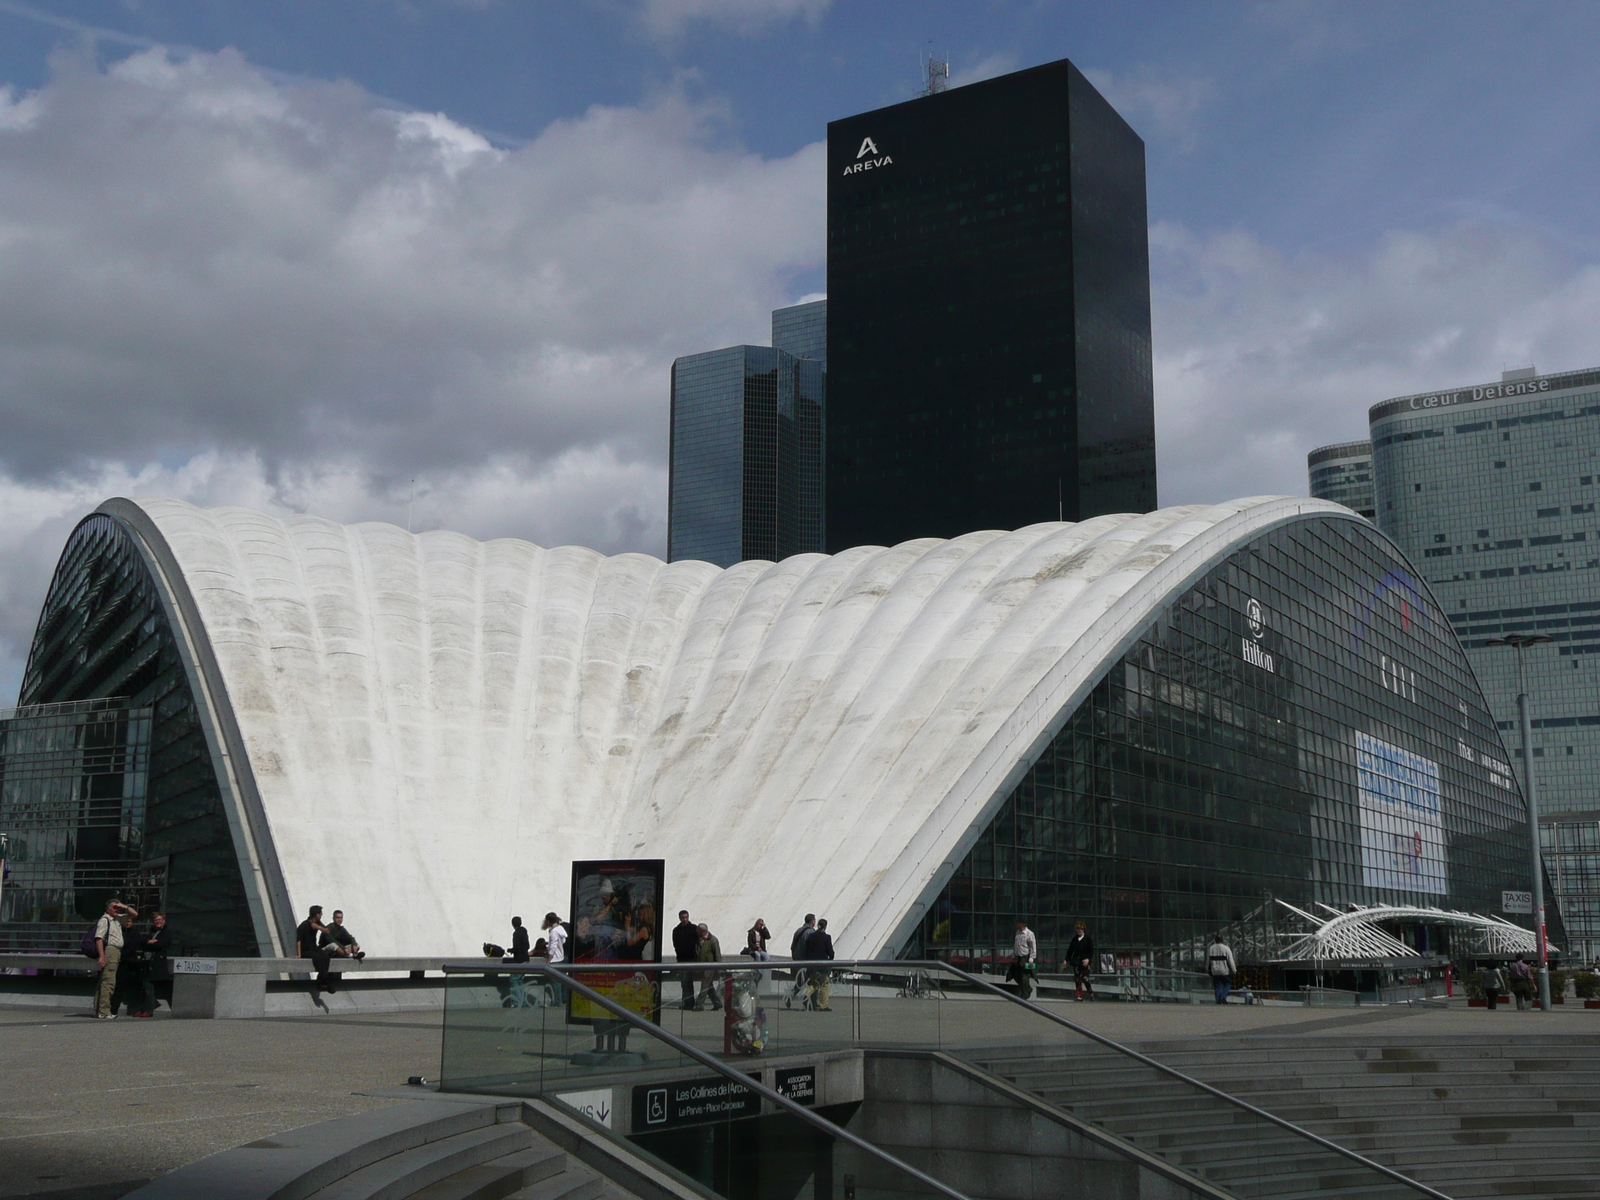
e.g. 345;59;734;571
1274;901;1549;961
57;495;1371;958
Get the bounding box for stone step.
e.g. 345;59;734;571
308;1124;535;1200
405;1147;569;1200
503;1162;609;1200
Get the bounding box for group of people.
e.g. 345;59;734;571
294;905;366;995
661;910;835;1011
1477;955;1540;1010
506;913;568;964
91;898;170;1018
1006;920;1240;1005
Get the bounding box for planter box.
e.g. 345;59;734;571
1585;1000;1600;1009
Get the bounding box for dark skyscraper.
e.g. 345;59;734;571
826;58;1155;551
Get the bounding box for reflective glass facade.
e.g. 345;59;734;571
0;698;152;952
826;58;1155;552
1307;440;1376;520
906;514;1547;966
669;345;825;567
15;513;259;955
772;299;827;368
1371;366;1600;962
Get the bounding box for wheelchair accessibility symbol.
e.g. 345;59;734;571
646;1088;668;1124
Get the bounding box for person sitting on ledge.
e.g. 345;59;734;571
321;909;366;961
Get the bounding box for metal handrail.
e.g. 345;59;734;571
442;962;974;1200
449;958;1452;1199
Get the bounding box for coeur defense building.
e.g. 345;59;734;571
1311;364;1600;965
0;495;1549;968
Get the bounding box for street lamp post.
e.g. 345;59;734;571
1486;632;1554;1011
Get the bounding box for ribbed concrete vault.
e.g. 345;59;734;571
84;495;1350;958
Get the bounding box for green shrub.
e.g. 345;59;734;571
1548;969;1568;998
1570;971;1597;1000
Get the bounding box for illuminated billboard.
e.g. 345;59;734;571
1356;732;1446;895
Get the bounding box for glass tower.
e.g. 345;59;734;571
1307;440;1376;519
772;298;827;368
826;58;1156;552
1370;364;1600;963
668;342;825;567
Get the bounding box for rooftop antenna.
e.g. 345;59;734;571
920;48;949;97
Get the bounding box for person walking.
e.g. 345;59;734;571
745;919;771;961
296;905;335;995
1007;919;1038;1001
93;899;137;1019
694;922;724;1010
1206;933;1237;1005
785;913;816;1008
133;912;171;1017
1480;962;1507;1011
1507;955;1534;1011
672;910;699;1010
804;919;835;1011
1062;921;1095;1002
508;916;530;964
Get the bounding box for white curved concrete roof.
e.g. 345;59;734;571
104;495;1352;959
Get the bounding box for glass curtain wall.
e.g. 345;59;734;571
908;515;1544;967
0;698;152;952
17;513;258;955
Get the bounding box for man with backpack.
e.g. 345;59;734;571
91;898;138;1019
1507;956;1535;1010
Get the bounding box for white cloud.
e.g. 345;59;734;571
949;52;1017;89
1152;220;1600;506
636;0;830;40
1082;66;1213;145
0;46;825;703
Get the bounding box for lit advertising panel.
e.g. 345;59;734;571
1355;732;1446;894
567;859;664;1025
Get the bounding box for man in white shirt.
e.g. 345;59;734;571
1008;919;1039;1000
542;913;567;962
94;899;138;1019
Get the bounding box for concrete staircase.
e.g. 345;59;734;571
964;1035;1600;1200
962;1042;1437;1200
118;1099;678;1200
1131;1035;1600;1200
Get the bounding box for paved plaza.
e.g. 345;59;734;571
2;996;1597;1198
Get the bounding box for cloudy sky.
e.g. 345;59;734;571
2;1;1599;702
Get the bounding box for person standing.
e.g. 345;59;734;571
1062;921;1095;1002
804;919;835;1011
694;922;724;1011
1008;919;1038;1001
785;913;816;1009
508;916;530;964
1507;955;1534;1011
133;912;171;1017
296;905;334;995
746;919;771;961
672;910;699;1010
542;913;567;963
93;899;137;1019
1206;933;1237;1005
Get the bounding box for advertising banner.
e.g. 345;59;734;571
567;859;664;1025
1355;732;1446;894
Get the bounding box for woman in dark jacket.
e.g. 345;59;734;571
134;912;171;1017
